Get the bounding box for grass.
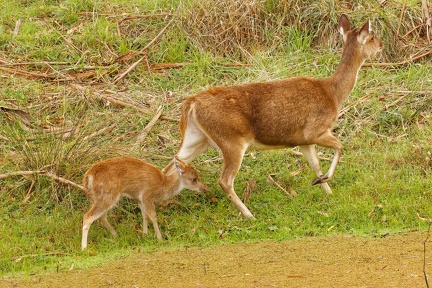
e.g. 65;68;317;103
0;0;431;279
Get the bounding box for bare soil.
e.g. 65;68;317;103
2;232;430;288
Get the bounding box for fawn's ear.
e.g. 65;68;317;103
338;14;350;42
174;156;185;174
357;19;371;45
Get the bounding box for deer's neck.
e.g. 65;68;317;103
163;172;182;197
328;47;365;109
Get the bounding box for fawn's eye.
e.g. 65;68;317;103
192;178;197;183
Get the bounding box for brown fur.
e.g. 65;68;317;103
81;156;207;250
163;14;383;219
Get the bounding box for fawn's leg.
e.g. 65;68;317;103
82;204;108;250
143;202;162;240
138;201;149;236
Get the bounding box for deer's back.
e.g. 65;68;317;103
185;77;338;148
83;156;164;201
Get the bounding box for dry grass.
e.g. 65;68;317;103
179;0;432;62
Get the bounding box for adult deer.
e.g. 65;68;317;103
163;14;383;219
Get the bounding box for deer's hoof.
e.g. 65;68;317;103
312;175;329;185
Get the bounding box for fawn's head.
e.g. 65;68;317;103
338;14;383;60
174;156;208;192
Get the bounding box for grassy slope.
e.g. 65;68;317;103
0;0;431;277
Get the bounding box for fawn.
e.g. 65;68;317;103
81;156;207;250
163;14;383;219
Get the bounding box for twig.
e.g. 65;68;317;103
422;0;432;43
364;48;432;67
0;170;84;190
0;134;9;141
118;13;175;23
23;180;36;204
0;171;42;180
402;23;425;39
82;124;116;141
13;19;21;36
237;179;256;217
71;84;176;121
134;106;163;147
396;0;407;38
100;95;153;114
0;66;58;79
267;174;296;199
384;94;410;110
113;17;174;83
339;93;374;117
43;172;84;190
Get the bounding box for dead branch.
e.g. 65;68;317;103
422;0;432;43
339;93;374;117
118;13;175;23
396;0;407;38
0;171;42;180
0;170;84;190
82;124;116;141
101;94;154;114
113;17;174;83
133;106;163;147
0;66;58;79
364;47;432;67
0;134;9;141
383;94;410;110
43;172;84;190
267;174;297;199
238;179;256;218
13;19;21;36
23;180;35;204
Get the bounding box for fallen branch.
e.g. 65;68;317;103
0;171;42;180
422;0;432;43
339;93;374;117
82;124;116;141
133;106;163;147
23;180;36;203
119;13;175;23
238;179;256;218
0;66;58;79
0;170;84;190
396;0;407;38
364;48;432;67
267;174;297;199
43;172;84;190
71;83;176;121
383;94;410;111
0;134;9;141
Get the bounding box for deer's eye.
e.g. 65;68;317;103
192;178;197;183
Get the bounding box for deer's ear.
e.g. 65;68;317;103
357;20;370;44
338;14;350;42
174;156;185;174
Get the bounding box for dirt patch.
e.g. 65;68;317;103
2;232;430;288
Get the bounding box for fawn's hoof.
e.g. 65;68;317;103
312;175;329;185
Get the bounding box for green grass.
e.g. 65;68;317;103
0;0;431;279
